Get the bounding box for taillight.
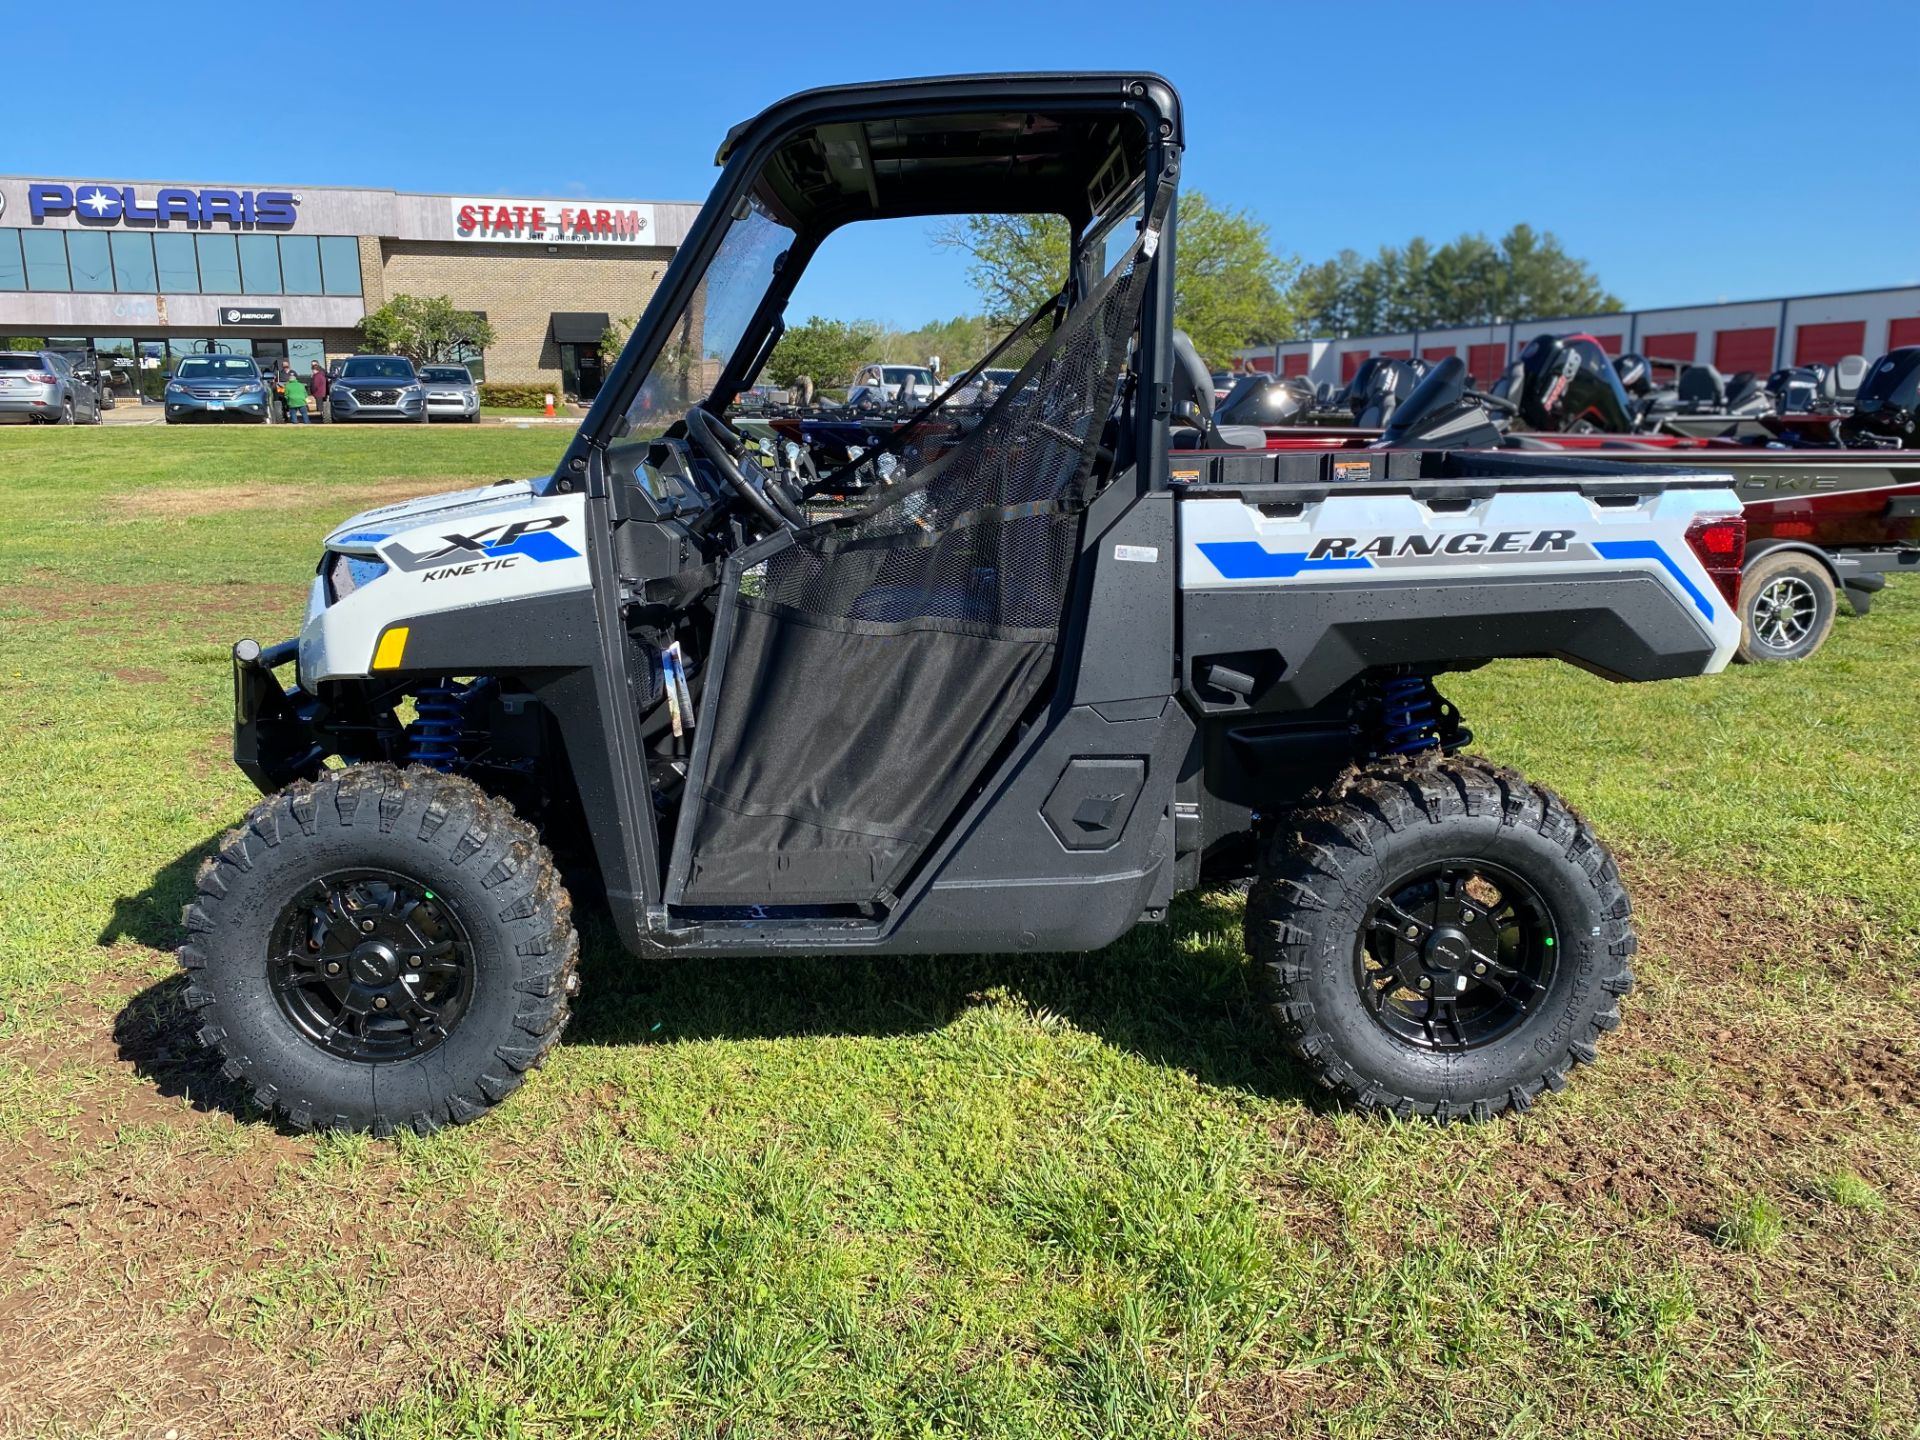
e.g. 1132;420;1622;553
28;372;56;385
1684;512;1747;610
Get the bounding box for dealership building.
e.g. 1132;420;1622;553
1236;283;1920;389
0;175;702;400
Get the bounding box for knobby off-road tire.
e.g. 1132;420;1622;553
1245;756;1635;1121
179;764;578;1135
1737;550;1836;663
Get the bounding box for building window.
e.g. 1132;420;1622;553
238;235;281;294
319;236;362;296
92;336;137;399
197;234;241;293
278;236;322;295
287;337;326;374
21;230;70;291
67;231;114;292
109;232;157;292
0;230;23;290
154;233;199;292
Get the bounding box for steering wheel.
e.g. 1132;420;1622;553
684;404;803;532
1466;387;1519;416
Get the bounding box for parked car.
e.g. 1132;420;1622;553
418;364;480;423
847;362;936;408
50;348;115;410
329;355;428;423
0;349;104;424
163;355;273;424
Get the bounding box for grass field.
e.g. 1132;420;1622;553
1;427;1916;1439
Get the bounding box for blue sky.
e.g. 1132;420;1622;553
16;2;1916;329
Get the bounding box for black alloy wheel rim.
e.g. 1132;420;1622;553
1354;860;1559;1052
269;869;474;1062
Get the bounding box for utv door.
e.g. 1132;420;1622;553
664;243;1152;910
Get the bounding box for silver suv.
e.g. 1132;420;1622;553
418;364;480;423
0;350;104;425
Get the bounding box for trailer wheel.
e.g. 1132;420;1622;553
1245;756;1635;1121
178;764;578;1136
1737;551;1836;663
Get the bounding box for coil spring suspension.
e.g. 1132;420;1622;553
1378;674;1442;755
408;681;466;770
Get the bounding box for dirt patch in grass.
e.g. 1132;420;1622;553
1623;851;1883;985
0;576;294;627
0;974;575;1439
106;477;475;521
110;666;168;684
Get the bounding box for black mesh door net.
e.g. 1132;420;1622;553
672;226;1155;908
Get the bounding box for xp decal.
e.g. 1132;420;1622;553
383;516;581;579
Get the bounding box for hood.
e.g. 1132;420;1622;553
334;372;420;390
324;478;540;551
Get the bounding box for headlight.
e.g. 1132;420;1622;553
164;381;184;397
325;547;390;601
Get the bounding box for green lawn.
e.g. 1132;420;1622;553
1;428;1916;1439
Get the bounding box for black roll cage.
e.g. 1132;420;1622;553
545;72;1185;520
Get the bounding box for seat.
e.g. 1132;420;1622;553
1168;329;1264;450
1676;364;1726;408
1832;354;1868;401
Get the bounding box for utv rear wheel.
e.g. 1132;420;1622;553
1245;757;1635;1121
1737;551;1836;662
178;764;578;1135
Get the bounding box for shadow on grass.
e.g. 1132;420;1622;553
103;831;1309;1127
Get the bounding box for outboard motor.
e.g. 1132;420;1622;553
1831;353;1869;403
1217;373;1314;428
1515;333;1636;433
1767;365;1823;413
1840;347;1920;448
1614;353;1652;396
1375;356;1506;450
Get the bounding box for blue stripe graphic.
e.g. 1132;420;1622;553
1593;539;1714;619
1197;542;1375;580
487;530;581;563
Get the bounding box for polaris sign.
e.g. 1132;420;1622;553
27;183;298;229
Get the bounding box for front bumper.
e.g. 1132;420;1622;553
233;637;328;793
331;389;426;422
425;392;480;418
166;393;271;422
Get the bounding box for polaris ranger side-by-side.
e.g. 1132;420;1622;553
191;74;1747;1135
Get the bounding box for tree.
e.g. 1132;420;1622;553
934;193;1297;368
1291;225;1620;335
765;316;878;388
358;294;495;365
600;315;636;368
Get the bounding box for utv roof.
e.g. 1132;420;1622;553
717;72;1181;231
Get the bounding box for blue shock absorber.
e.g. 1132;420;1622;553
1380;675;1440;754
408;681;465;770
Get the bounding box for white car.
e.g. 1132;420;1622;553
846;363;935;408
419;364;481;423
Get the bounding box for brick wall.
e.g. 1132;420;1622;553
376;240;673;388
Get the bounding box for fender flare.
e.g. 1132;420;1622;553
1742;539;1841;585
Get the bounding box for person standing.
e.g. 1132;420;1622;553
308;361;330;423
282;370;310;424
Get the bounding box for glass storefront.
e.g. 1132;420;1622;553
0;229;362;296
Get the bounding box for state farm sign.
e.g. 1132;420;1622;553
448;197;655;245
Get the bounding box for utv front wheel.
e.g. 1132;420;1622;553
1246;758;1634;1121
179;765;578;1134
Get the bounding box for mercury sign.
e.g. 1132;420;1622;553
449;197;655;245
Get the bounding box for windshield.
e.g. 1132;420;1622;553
420;367;471;383
881;367;932;386
176;357;260;380
343;357;416;380
617;195;795;437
